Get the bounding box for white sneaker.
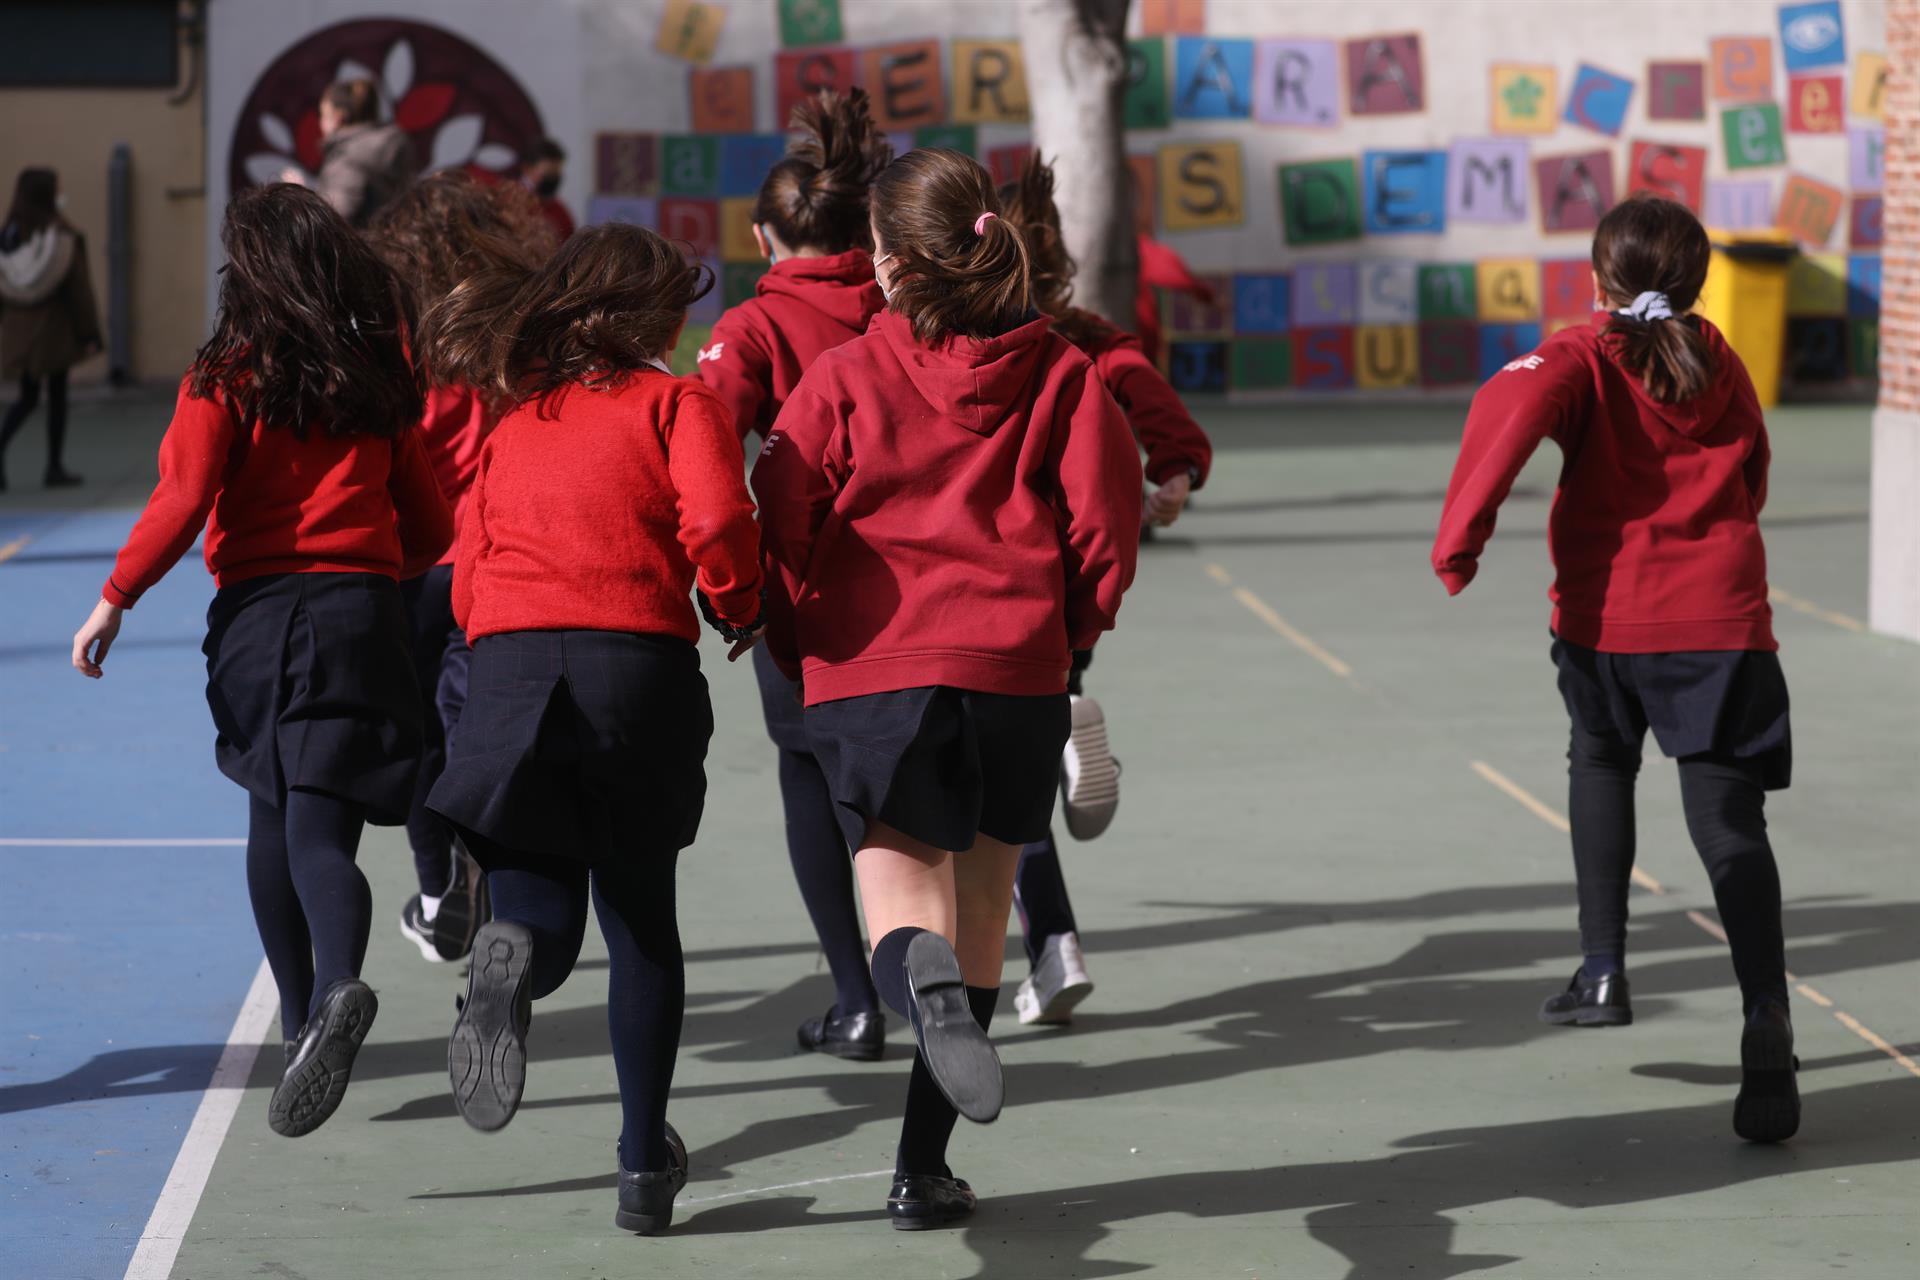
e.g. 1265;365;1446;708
1060;695;1120;841
1014;931;1095;1026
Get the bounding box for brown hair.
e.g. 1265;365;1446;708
323;78;382;127
5;167;61;242
871;148;1031;344
1592;194;1718;403
753;89;891;254
998;153;1117;350
419;221;712;405
191;184;422;438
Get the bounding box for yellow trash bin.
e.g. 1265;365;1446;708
1700;229;1799;408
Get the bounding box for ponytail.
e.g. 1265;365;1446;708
997;152;1116;349
1592;194;1718;403
752;89;892;254
871;148;1032;345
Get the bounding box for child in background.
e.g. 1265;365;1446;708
753;149;1142;1229
1431;194;1798;1143
370;172;555;965
419;225;764;1235
697;89;893;1063
999;154;1214;1026
71;184;452;1137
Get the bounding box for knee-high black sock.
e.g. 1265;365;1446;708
869;926;926;1020
479;846;590;1000
245;794;314;1042
282;788;371;1021
779;748;878;1015
1678;755;1788;1012
1567;726;1642;975
1014;832;1078;968
896;985;1000;1176
593;854;685;1173
43;370;68;473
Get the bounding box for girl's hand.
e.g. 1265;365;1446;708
73;599;125;678
727;625;766;663
1145;473;1193;527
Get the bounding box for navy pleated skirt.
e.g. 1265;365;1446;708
751;643;808;752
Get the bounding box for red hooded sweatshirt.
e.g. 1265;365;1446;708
752;310;1144;704
418;384;496;567
696;250;884;441
1069;314;1212;487
1431;314;1774;653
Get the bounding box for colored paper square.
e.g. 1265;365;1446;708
690;66;755;134
1787;253;1847;314
1293;263;1356;327
1563;64;1633;137
1786;317;1848;381
1849;319;1878;378
1293;326;1354;389
1158;141;1244;230
1254;39;1338;127
719;135;787;198
1363;150;1446;235
1448;138;1528;224
1230;338;1293;389
669;324;711;377
1711;37;1773;102
1174;38;1254;119
913;124;976;156
1787;75;1843;133
595;133;657;196
1647;62;1705;121
1847;254;1881;317
585;194;657;228
1140;0;1206;35
1357;261;1418;323
952;40;1029;125
884;130;913;158
1125;39;1170;130
1852;52;1887;120
1850;196;1883;248
1477;259;1540;321
776;48;855;125
1721;104;1785;169
1168;275;1232;334
1491;65;1557;134
778;0;842;48
1627;141;1707;213
655;0;725;65
1705;179;1774;230
719;197;759;262
1345;34;1423;115
860;41;946;130
1480;323;1544;381
1279;157;1360;245
1420;321;1479;387
1356;325;1419;389
986;143;1034;187
1778;173;1844;246
1232;273;1290;334
1535;151;1615;233
1418;264;1476;320
1544;316;1587;337
660;198;720;257
1128;153;1158;234
1849;127;1884;191
661;135;720;196
1779;2;1845;73
1540;259;1592;321
723;260;768;307
1168;340;1227;393
687;256;723;326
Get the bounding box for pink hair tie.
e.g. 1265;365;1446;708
973;211;997;235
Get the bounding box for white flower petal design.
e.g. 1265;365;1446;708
473;143;518;171
246;153;298;186
383;39;414;100
258;113;294;153
429;114;485;170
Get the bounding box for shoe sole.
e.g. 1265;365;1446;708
449;922;531;1133
1734;1020;1801;1143
888;1202;975;1231
798;1030;885;1062
1539;1004;1633;1027
267;982;378;1138
399;911;444;963
1061;698;1119;842
905;932;1003;1124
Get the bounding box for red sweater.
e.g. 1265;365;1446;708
696;250;884;441
1133;234;1214;366
418;384;495;568
752;310;1143;704
1074;318;1212;487
454;369;763;644
1432;314;1775;653
104;377;453;608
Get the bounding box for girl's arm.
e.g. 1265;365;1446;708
1100;341;1213;487
664;383;765;630
100;379;238;609
694;308;775;443
64;235;103;356
1050;367;1145;652
388;427;456;579
751;383;848;680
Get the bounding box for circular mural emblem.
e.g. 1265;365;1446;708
228;18;545;195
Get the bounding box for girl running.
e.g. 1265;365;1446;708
999;154;1214;1027
369;172;555;965
697;90;892;1063
1432;194;1798;1143
419;224;764;1235
753;148;1143;1229
71;183;452;1137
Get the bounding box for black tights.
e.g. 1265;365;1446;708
477;839;685;1172
1568;726;1788;1010
0;371;70;475
778;747;879;1015
246;788;372;1041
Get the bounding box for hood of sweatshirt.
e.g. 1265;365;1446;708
756;250;884;333
1587;310;1740;441
872;309;1056;437
0;226;74;306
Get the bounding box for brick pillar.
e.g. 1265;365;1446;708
1872;0;1920;639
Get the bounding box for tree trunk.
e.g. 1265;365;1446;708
1017;0;1137;328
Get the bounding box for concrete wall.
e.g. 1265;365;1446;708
1871;0;1916;641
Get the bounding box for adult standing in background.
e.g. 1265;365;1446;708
0;167;101;492
285;79;418;228
519;138;575;242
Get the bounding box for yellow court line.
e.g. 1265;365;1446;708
0;535;29;564
1205;564;1354;679
1771;586;1866;633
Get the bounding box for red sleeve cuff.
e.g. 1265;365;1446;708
101;578;141;609
1435;561;1477;596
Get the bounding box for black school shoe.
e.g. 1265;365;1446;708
615;1123;690;1235
1539;968;1633;1027
1734;1000;1801;1143
905;931;1003;1123
796;1007;885;1061
448;921;533;1132
431;846;489;961
888;1170;977;1230
267;978;378;1137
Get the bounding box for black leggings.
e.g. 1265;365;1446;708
1014;832;1079;966
0;371;69;473
476;838;685;1172
777;747;880;1015
246;788;372;1042
1568;725;1788;1010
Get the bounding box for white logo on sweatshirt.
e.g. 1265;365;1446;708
760;431;781;457
1502;354;1545;373
697;342;725;364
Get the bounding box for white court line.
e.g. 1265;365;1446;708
681;1168;893;1206
0;838;246;847
123;959;277;1280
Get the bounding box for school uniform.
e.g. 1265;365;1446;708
1071;314;1212;488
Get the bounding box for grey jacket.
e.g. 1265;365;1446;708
316;123;419;227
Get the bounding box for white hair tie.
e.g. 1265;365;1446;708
1618;291;1674;322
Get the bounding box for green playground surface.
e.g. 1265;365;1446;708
61;395;1920;1276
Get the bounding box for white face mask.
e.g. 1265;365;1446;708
871;252;895;301
54;193;67;212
